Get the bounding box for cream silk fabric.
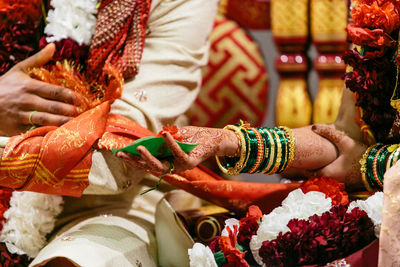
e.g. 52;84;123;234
0;0;219;265
379;160;400;266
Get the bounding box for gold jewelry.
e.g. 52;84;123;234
269;128;282;174
280;126;295;171
359;145;375;192
29;110;38;126
261;128;276;174
248;128;264;173
216;125;247;175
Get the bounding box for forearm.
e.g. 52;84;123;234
215;124;338;176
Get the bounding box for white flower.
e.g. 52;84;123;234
0;192;63;258
221;218;239;237
45;0;98;45
250;189;332;265
188;243;217;267
348;192;383;237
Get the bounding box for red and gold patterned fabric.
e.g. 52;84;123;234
87;0;151;80
189;14;268;128
0;100;297;214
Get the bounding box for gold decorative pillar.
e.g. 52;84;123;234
311;0;348;124
271;0;312;128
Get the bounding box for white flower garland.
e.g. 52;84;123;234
45;0;98;45
250;189;332;265
188;243;218;267
189;190;384;267
0;0;99;259
0;192;63;258
348;191;383;237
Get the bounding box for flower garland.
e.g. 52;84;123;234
344;0;400;142
0;0;43;74
0;0;99;262
188;178;384;266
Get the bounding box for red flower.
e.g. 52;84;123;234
346;24;394;48
157;124;183;142
0;188;12;226
209;236;221;253
300;177;349;206
0;0;42;75
352;1;400;33
219;225;250;267
39;38;89;67
259;205;375;266
0;242;32;266
237;205;262;247
0;0;42;22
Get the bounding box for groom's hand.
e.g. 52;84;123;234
0;43;82;136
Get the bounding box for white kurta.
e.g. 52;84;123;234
23;0;219;266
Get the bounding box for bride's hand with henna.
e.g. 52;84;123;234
307;124;367;191
117;126;239;173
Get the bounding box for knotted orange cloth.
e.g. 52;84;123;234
0;101;298;214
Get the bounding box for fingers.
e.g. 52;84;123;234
15;43;55;71
311;124;346;149
23;110;72;126
117;152;150;170
22;94;77;116
29;80;81;105
162;131;189;162
136;146;170;172
303;161;346;184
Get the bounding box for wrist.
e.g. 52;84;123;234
217;129;239;156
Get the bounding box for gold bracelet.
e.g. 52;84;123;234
215;125;247;175
269;128;282;174
261;128;276;174
248;128;264;173
359;145;375;192
279;126;295;171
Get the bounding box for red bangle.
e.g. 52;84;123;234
248;128;264;173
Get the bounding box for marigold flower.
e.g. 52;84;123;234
352;1;400;33
300;177;349;206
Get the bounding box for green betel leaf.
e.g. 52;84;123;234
112;136;198;159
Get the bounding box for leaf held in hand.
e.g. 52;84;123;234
112;136;198;159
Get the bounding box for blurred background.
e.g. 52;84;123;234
187;0;350;183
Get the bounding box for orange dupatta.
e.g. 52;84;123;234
0;101;298;214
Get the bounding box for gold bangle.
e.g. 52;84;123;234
215;125;247;175
269;128;282;174
261;128;276;174
359;145;375;192
248;128;264;173
280;126;295;171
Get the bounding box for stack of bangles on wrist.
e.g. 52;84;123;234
215;123;295;175
360;143;400;191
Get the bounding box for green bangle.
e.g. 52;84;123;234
261;128;277;174
377;145;390;187
275;127;288;173
366;144;382;190
256;127;271;173
269;128;282;175
241;128;258;173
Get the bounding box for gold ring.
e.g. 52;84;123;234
29;110;38;125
